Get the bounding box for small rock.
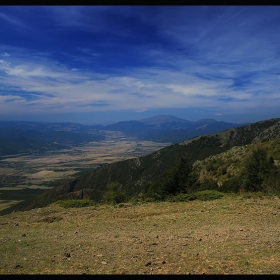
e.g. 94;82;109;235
101;261;107;265
14;264;22;269
64;252;71;258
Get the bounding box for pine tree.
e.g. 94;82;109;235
163;153;199;195
243;148;274;192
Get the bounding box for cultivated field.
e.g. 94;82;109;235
1;194;280;274
0;137;170;192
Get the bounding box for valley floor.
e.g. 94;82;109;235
1;194;280;274
0;139;170;193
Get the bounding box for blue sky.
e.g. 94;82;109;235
1;6;280;125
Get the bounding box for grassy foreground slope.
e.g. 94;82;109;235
1;194;280;274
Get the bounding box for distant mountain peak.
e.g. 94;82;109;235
196;119;217;123
140;114;190;125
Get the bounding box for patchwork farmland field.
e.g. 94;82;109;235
0;135;170;205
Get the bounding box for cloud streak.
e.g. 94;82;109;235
0;6;280;124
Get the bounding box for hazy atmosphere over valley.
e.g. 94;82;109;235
1;6;280;125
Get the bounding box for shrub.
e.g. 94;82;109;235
219;177;242;193
102;182;128;204
243;147;275;192
220;166;227;175
193;190;224;201
198;178;219;191
166;190;224;202
55;199;96;208
54;216;63;222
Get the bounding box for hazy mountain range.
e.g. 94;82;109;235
0;115;247;156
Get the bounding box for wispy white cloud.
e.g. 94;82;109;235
0;12;26;29
1;6;280;123
0;46;279;117
2;52;10;57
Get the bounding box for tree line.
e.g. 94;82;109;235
101;147;280;204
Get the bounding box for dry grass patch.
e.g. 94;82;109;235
1;195;280;274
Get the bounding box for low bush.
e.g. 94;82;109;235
55;199;96;208
197;178;219;191
219;177;242;193
193;190;224;201
101;182;128;204
166;190;224;202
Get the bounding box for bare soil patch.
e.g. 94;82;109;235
1;194;280;274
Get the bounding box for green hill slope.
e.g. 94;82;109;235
2;118;280;214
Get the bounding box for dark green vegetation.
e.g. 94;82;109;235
1;117;280;215
164;190;224;202
101;182;128;204
243;148;276;192
54;199;97;208
0;188;46;201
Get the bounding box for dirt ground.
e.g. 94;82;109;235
1;194;280;274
